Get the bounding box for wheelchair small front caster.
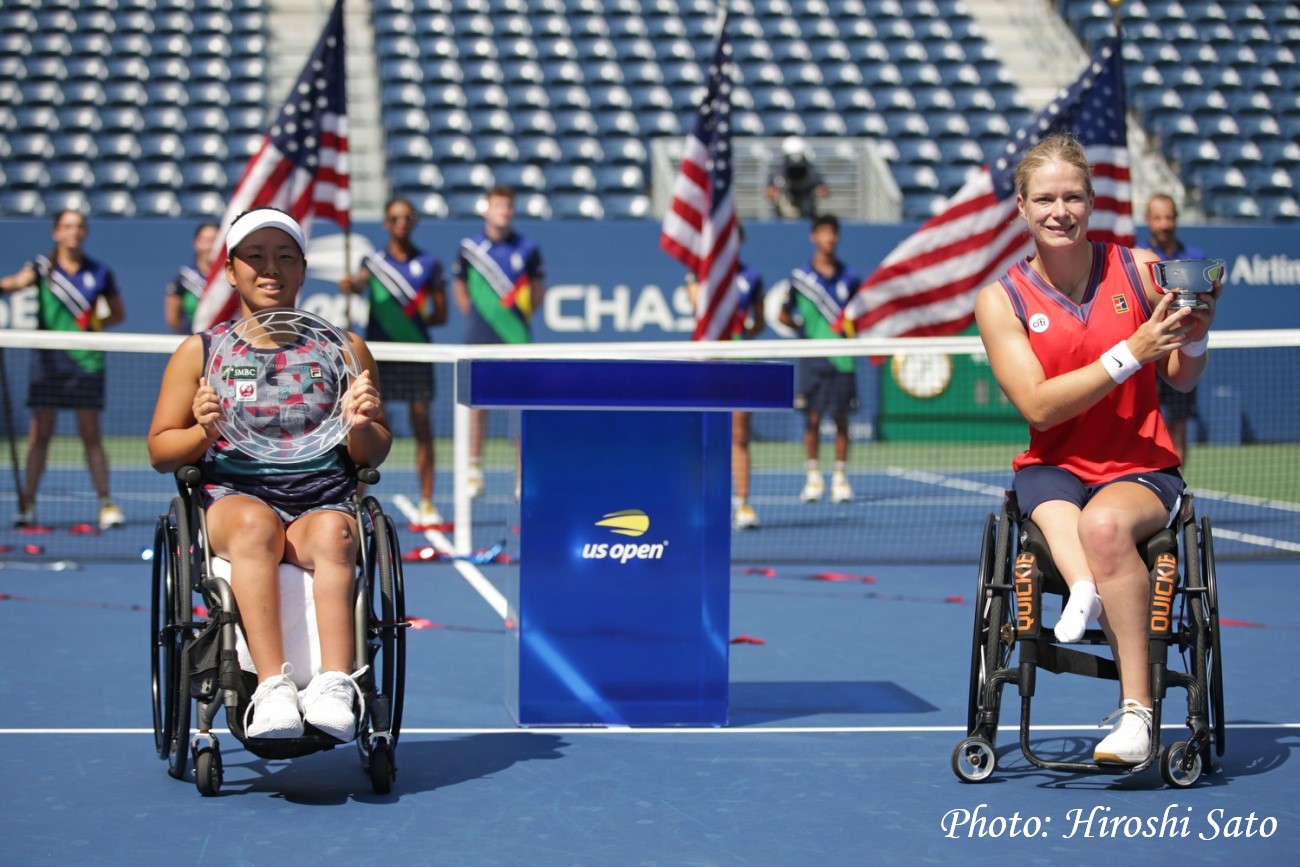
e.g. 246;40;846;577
1160;741;1203;788
952;736;997;783
194;744;223;797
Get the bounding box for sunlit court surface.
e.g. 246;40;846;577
2;463;1298;867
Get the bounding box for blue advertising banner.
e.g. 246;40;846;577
4;218;1296;337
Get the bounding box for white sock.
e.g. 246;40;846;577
1054;579;1102;643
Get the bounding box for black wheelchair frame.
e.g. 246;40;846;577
952;491;1225;787
151;465;408;796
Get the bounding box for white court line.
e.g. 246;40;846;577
391;494;508;620
887;467;1300;554
3;723;1297;736
1197;488;1300;513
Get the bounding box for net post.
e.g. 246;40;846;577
452;383;473;557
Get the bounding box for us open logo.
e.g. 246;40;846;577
581;510;668;563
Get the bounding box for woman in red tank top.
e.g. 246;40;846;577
974;134;1221;765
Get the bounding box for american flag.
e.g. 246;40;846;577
659;10;740;341
844;36;1132;338
192;0;350;332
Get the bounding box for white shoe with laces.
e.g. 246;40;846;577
830;473;853;503
1093;699;1153;765
801;472;824;502
301;666;368;742
244;663;304;739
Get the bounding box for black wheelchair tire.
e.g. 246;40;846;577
966;509;1012;737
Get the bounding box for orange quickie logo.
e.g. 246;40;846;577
1014;553;1037;632
1149;554;1178;634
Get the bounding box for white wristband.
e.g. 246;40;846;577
1180;335;1209;357
1101;340;1141;383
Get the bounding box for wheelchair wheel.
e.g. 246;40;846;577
357;497;406;792
952;736;998;783
194;742;223;797
1199;515;1226;759
1160;741;1203;788
368;740;395;796
965;511;1013;736
150;499;193;781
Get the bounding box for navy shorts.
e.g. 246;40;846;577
27;366;106;410
1013;464;1185;524
794;360;858;418
377;360;433;404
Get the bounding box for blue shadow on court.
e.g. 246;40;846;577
729;680;938;725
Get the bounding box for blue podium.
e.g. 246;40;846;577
457;359;793;726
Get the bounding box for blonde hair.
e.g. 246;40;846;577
1013;133;1093;199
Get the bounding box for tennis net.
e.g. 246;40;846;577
1;327;1297;566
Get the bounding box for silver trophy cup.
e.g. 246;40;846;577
1149;258;1224;310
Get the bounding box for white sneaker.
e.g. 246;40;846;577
244;663;303;739
301;667;368;742
13;505;34;528
98;502;125;529
734;503;759;530
417;499;443;526
830;473;853;503
801;472;824;502
466;466;484;499
1094;700;1153;765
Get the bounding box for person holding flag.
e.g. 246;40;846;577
452;186;545;499
0;209;128;530
339;197;447;526
777;214;866;505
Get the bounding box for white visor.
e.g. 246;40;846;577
225;210;306;257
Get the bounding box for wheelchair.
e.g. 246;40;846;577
150;465;408;796
952;490;1225;788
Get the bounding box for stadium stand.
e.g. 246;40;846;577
0;0;1294;222
1061;0;1300;221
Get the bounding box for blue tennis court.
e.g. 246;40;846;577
3;473;1298;865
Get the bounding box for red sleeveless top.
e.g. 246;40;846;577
1000;242;1180;484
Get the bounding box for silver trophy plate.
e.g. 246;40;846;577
206;309;361;464
1149;258;1224;309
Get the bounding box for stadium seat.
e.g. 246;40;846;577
601;193;652;220
491;163;547;192
389;162;444;192
507;191;548;219
178;191;226;217
441;162;495;192
477;134;522;163
550;192;604;219
408;192;450;220
135;189;184;217
1258;194;1300;222
444;191;486;218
